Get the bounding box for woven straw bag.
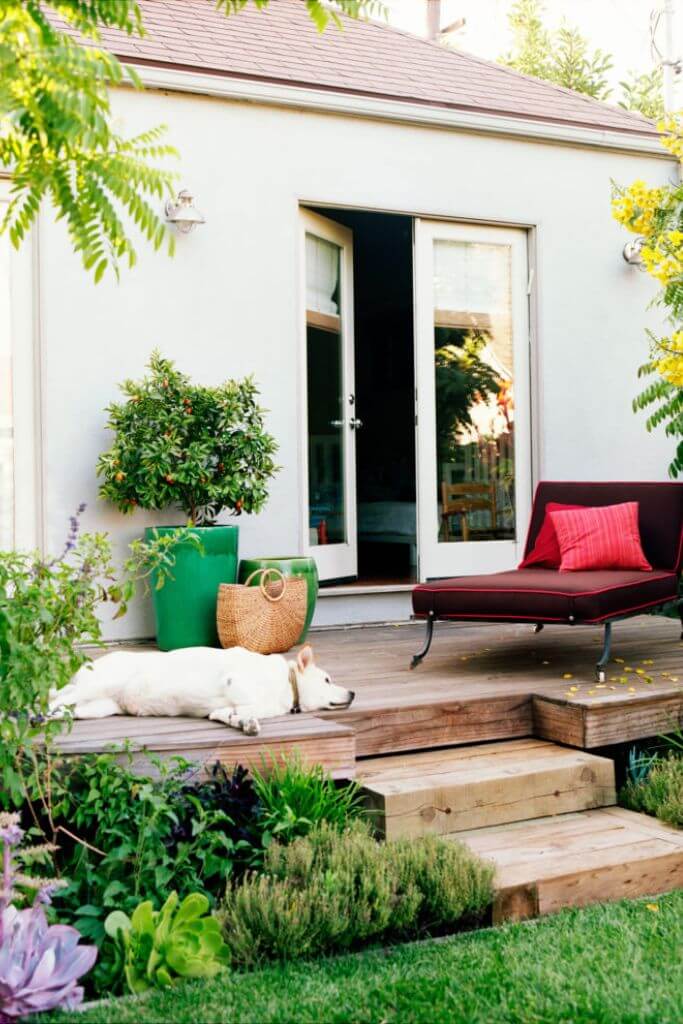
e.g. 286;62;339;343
216;568;307;654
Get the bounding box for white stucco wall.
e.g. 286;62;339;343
35;84;676;639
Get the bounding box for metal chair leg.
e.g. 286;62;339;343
595;621;613;682
411;613;435;669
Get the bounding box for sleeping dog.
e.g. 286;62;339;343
49;644;354;736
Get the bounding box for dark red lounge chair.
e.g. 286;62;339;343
411;482;683;680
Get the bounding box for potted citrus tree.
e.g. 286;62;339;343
97;351;278;649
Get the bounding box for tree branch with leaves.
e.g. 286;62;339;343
0;0;385;280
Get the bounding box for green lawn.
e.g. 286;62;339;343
49;890;683;1024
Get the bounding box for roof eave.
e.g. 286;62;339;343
127;61;669;159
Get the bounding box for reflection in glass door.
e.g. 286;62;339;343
301;210;357;581
415;221;531;579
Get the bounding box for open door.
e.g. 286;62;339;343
414;220;532;579
301;209;358;582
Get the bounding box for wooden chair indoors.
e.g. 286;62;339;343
440;481;497;542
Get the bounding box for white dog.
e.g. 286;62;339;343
49;645;354;736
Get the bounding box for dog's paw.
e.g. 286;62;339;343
243;717;260;736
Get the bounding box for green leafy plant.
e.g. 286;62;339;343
105;891;230;994
620;752;683;828
619;67;664;121
500;0;612;100
0;510;120;807
1;1;385;279
0;508;209;807
219;820;493;965
0;1;178;280
97;352;279;525
251;755;363;846
43;751;254;944
612;121;683;479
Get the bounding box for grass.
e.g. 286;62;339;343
48;889;683;1024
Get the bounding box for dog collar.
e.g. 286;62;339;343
288;664;301;714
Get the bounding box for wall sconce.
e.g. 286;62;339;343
622;237;645;267
165;189;205;233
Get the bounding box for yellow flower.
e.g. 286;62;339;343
645;903;660;913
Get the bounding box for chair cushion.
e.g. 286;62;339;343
550;503;651;572
518;502;585;569
412;568;678;623
524;482;683;572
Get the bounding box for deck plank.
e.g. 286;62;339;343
61;617;682;766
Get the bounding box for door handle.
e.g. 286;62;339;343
329;419;344;428
349;417;363;430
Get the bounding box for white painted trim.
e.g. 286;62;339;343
0;178;42;551
319;582;414;597
299;208;358;582
130;65;669;159
414;220;531;580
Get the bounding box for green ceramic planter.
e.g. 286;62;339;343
238;556;319;643
147;525;239;650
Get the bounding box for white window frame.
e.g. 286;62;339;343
0;177;41;551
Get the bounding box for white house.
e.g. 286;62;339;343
0;0;676;640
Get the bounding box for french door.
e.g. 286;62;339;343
414;220;531;580
300;209;358;581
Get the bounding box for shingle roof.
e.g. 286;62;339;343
92;0;658;138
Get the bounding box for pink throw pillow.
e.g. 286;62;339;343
519;503;586;569
549;502;652;572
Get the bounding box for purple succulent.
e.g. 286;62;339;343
0;815;97;1021
0;905;97;1021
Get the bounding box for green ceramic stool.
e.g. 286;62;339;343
238;556;319;643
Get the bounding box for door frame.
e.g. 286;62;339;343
413;218;532;580
0;177;41;552
299;207;358;582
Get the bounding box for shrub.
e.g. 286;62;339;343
45;753;259;944
621;753;683;828
251;755;363;846
105;892;230;994
97;351;279;525
218;820;494;966
0;509;119;806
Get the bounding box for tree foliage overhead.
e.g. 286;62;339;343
619;67;665;122
0;0;385;281
500;0;662;117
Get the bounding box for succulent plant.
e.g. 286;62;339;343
105;891;230;994
0;814;97;1021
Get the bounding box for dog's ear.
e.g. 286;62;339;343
297;645;314;673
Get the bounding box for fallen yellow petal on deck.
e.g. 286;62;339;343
563;673;574;680
614;657;624;663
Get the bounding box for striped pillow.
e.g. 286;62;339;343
549;502;652;572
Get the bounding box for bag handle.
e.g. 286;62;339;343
244;567;287;603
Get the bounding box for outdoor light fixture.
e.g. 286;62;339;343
164;189;205;233
622;237;645;267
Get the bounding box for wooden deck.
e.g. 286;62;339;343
56;616;683;774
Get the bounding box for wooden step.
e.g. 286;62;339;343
457;807;683;923
357;739;616;839
533;683;683;749
55;714;356;778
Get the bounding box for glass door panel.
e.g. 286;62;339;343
301;211;357;581
415;221;531;579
